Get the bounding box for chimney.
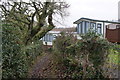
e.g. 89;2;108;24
118;1;120;21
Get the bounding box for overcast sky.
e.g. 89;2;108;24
59;0;120;27
1;0;120;27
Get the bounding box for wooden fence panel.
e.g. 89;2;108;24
106;27;120;43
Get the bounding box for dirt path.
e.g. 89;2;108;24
29;53;120;78
29;53;54;78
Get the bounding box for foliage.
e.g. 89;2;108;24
102;44;120;78
77;30;112;78
24;40;43;65
80;30;111;67
53;30;113;78
108;46;119;65
2;24;28;78
1;1;69;78
1;1;69;45
53;32;77;58
2;22;43;78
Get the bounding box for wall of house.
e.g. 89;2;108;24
76;21;103;35
41;32;60;45
41;31;79;45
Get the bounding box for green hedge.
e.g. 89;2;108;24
2;23;43;78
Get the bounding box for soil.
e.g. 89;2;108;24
29;53;54;78
29;53;120;78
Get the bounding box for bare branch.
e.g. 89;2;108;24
1;1;69;45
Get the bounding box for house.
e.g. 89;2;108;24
74;0;120;43
41;1;120;44
41;27;76;45
41;18;120;45
74;17;120;37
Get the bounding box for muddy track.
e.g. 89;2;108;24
29;53;53;78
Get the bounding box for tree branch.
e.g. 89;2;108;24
33;10;55;39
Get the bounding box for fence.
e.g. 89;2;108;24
106;25;120;43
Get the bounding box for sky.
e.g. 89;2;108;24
0;0;120;27
59;0;120;27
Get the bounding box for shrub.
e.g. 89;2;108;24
76;29;112;78
24;40;43;65
2;23;43;78
2;24;28;78
53;29;113;78
53;32;77;58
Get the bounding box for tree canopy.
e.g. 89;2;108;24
1;0;69;45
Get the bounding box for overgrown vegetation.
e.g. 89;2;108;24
53;32;77;58
1;0;69;79
53;30;116;79
2;23;28;78
1;1;69;45
2;24;119;78
108;45;119;65
2;23;43;78
1;1;119;78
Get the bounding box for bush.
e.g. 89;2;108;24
2;23;43;78
2;24;28;78
24;40;43;65
75;30;112;78
53;32;77;58
53;29;113;78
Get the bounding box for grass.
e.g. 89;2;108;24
108;44;120;65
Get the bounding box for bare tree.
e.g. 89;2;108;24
1;0;69;45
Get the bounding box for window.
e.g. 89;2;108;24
79;23;81;34
42;34;54;42
77;23;82;34
84;21;86;33
86;22;90;32
97;23;102;34
78;24;80;34
84;21;89;33
82;21;85;34
80;22;82;34
90;22;96;30
77;24;79;34
49;35;51;42
44;35;46;41
49;34;53;42
77;21;94;34
93;23;96;30
53;35;57;40
90;22;93;29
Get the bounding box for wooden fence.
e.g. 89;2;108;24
106;25;120;43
